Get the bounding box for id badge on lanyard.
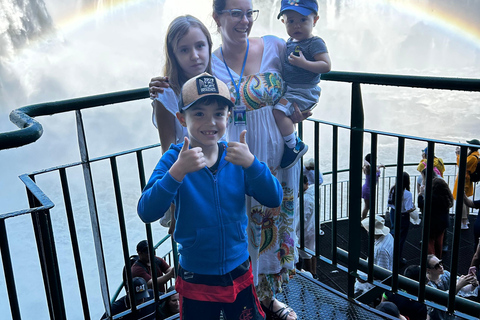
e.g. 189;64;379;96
221;40;249;128
233;100;246;126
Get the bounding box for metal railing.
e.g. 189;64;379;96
1;71;480;319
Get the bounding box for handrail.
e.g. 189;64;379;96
2;71;480;151
0;88;149;149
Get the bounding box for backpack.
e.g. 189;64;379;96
470;155;480;183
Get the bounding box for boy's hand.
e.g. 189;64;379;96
289;103;312;123
288;51;307;69
169;137;205;181
225;130;255;168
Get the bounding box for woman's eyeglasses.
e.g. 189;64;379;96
429;260;443;270
220;9;259;21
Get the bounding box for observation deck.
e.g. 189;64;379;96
1;71;480;319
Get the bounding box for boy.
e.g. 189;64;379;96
137;73;282;320
274;0;332;169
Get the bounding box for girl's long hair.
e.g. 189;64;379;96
388;172;410;204
163;15;213;95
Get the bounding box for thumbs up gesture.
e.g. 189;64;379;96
169;137;206;181
225;130;255;168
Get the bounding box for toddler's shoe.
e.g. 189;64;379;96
280;137;308;169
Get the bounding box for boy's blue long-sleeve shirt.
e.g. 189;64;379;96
137;141;283;275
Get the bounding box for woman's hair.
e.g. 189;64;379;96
364;153;371;164
426;254;437;268
163;15;213;95
212;0;228;14
388;172;410;203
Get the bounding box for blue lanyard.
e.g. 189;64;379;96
220;39;249;105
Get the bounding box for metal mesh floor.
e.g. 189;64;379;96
275;273;390;320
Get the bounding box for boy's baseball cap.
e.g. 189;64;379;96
277;0;318;19
178;72;235;112
132;277;150;300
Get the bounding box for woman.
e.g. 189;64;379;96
425;254;477;320
387;172;415;266
149;1;311;318
361;153;384;219
417;169;453;258
452;138;480;229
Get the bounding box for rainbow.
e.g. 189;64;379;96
381;0;480;49
20;0;480;52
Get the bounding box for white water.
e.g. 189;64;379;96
0;0;479;319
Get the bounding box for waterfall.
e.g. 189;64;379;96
0;0;54;57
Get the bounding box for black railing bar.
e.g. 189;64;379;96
3;88;149;149
75;109;111;317
27;178;66;320
136;150;147;190
309;117;478;150
331;125;338;265
321;71;480;92
26;143;161;177
336;248;480;318
0;173;56;220
418;143;435;302
110;156;138;314
347;81;364;298
366;133;378;283
59;168;91;320
298;123;305;251
0;219;21;319
145;222;161;302
449;146;469;313
314;122;320;258
391;137;405;293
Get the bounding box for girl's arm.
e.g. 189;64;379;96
153;100;177;154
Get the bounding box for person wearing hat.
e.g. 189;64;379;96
453;139;480;229
131;240;174;293
137;73;283;319
361;215;394;271
416;147;445;178
273;0;332;170
355;215;394;296
376;302;408;320
100;277;155;320
303;157;324;186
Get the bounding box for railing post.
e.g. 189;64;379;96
59;168;91;319
391;138;405;292
0;219;22;320
418;142;435;302
366;134;378;282
331;126;338;264
347;82;364;298
27;182;66;319
449;146;468;313
75;110;111;317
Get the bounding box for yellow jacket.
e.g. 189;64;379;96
453;150;479;199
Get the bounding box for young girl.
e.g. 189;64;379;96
361;153;384;219
151;15;212;233
387;172;416;265
151;15;213;154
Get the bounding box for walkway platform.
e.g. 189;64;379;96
276;273;392;319
317;213;479;297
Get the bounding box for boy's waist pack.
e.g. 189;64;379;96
470;155;480;183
